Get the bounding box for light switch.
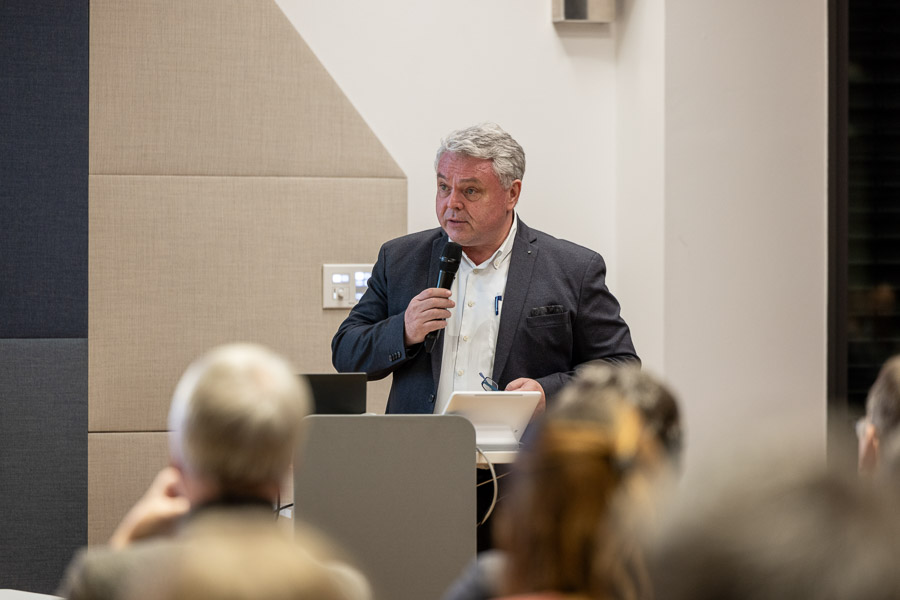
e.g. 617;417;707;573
323;264;374;309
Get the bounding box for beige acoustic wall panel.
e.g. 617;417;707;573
89;432;170;544
89;0;406;540
90;0;403;179
89;431;298;543
90;175;404;431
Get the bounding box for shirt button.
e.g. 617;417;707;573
467;300;474;307
457;369;464;376
462;335;469;342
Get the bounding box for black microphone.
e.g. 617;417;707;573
424;241;463;353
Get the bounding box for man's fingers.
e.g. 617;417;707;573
421;318;448;333
505;378;525;391
413;297;455;311
420;307;452;321
414;287;453;302
505;378;546;419
404;288;455;346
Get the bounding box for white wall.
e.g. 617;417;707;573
617;0;828;483
274;0;622;286
663;1;828;478
615;0;666;373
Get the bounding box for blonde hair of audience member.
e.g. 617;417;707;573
860;354;900;473
167;342;311;502
495;392;664;599
124;521;350;600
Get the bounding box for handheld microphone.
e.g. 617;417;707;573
425;241;463;353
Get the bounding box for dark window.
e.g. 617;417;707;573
830;0;900;464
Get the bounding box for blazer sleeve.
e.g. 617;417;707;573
331;244;416;381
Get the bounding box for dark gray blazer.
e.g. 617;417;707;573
331;219;638;414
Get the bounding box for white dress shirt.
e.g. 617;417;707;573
433;215;518;414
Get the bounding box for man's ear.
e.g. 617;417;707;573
507;180;522;209
859;424;880;474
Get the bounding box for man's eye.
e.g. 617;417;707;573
438;183;449;192
465;188;477;195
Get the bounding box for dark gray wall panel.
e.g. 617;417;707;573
0;339;87;593
0;0;89;338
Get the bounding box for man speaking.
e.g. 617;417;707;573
332;123;638;416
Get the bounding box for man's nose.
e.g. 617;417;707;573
447;187;465;210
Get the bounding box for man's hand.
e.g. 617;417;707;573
403;288;455;346
506;378;546;419
108;466;191;549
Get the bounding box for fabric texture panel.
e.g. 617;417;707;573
0;339;88;593
0;0;88;338
89;0;403;178
87;432;169;545
89;175;405;431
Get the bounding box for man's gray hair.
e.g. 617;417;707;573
434;123;526;189
167;343;311;492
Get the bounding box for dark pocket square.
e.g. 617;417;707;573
529;304;565;317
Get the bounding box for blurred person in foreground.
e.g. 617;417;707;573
443;365;681;600
648;462;900;600
58;343;370;600
124;522;351;600
858;354;900;475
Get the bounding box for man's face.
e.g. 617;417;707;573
435;152;520;261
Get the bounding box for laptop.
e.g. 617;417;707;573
302;373;367;415
441;390;541;452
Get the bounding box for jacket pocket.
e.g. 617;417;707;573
525;311;570;328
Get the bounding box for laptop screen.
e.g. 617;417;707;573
302;373;367;415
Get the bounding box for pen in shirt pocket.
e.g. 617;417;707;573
494;295;503;316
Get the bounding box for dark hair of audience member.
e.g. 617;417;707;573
494;393;663;599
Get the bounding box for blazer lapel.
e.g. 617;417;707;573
492;221;537;384
429;234;448;387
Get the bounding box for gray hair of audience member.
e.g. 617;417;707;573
167;343;311;492
649;466;900;600
552;364;683;468
434;123;526;189
867;355;900;437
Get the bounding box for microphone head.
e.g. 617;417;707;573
440;242;463;274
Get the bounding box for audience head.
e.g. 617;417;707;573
167;343;311;500
435;123;526;190
649;465;900;600
495;368;668;599
859;354;900;473
554;363;684;470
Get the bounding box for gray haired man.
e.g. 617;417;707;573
60;343;370;600
332;123;638;417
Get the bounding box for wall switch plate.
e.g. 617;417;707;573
323;264;374;309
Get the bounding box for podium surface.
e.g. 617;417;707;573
294;415;476;600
